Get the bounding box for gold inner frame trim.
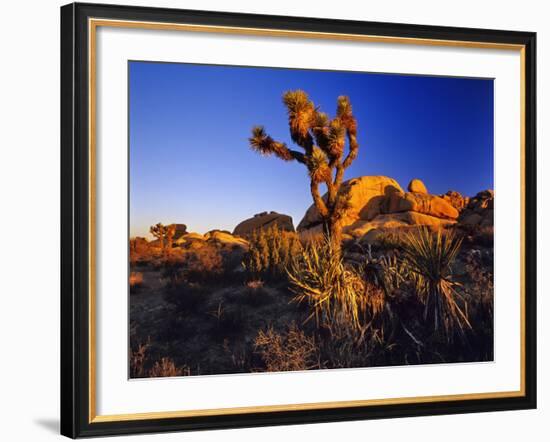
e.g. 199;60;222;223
88;17;527;424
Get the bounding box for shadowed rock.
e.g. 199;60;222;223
233;211;294;236
166;223;187;241
459;190;494;227
440;190;469;212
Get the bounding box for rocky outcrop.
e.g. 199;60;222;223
383;192;459;220
174;232;206;248
440;190;469;212
167;223;187;241
297;175;460;241
297;176;404;232
174;230;249;251
346;211;456;238
459;190;494;227
205;230;249;249
407;178;428;194
233;211;294;236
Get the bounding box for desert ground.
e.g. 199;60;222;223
129;176;494;378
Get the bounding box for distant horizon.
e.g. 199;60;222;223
129;62;494;239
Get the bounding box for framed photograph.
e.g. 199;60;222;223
60;2;537;438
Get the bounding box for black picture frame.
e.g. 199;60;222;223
61;2;537;438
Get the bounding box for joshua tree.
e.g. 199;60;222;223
249;90;359;255
149;222;168;250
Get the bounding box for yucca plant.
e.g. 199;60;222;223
402;227;471;341
287;236;380;341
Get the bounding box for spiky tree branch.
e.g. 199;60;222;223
150;222;168;250
249;90;360;253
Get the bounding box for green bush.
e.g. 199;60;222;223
242;225;302;278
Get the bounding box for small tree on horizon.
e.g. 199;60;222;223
249;90;359;255
150;222;168;251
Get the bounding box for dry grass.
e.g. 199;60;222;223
129;341;149;378
149;357;188;377
287;236;383;341
254;323;318;372
130;341;190;378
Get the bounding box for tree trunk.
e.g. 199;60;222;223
325;217;342;258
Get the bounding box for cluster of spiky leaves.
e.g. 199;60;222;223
249;90;359;235
287;236;383;342
402;227;471;341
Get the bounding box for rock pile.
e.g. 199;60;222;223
440;190;469;212
297;176;460;241
174;229;249;251
459;190;494;227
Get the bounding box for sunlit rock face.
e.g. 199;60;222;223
297;175;404;232
297;175;468;241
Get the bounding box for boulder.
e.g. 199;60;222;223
461;213;483;226
233;211;294;236
459;190;494;227
174;232;205;248
297;176;404;231
345;211;456;238
167;223;187;241
296;175;463;243
407;178;428;194
205;230;249;249
440;190;469;212
383;192;459;220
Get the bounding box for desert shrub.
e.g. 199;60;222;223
401;227;471;341
464;250;494;325
158;250;189;285
459;224;494;248
212;306;247;337
242;280;272;306
184;243;224;282
222;339;253;372
148;357;189;378
471;225;494;248
129;271;144;293
130;340;191;378
129;237;158;265
375;253;412;297
129;340;150;378
242;225;302;279
254;323;318;372
287;236;383;341
164;282;210;313
160;244;225;285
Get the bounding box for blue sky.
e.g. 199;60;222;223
129;61;493;237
